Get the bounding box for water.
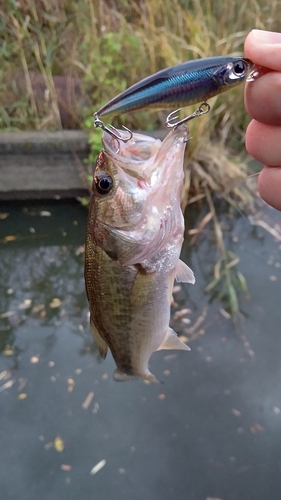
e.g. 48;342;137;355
1;200;281;500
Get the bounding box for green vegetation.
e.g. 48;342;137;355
1;0;280;313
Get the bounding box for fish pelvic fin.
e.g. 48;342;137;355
113;368;159;384
175;259;195;284
157;327;191;351
90;319;108;359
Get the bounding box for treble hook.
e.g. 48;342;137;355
166;102;211;129
93;112;133;146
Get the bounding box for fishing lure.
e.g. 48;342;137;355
94;56;257;142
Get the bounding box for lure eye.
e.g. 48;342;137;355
223;59;249;83
233;60;248;77
94;171;113;195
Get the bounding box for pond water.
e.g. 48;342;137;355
1;199;281;500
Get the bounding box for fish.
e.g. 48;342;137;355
95;56;255;119
84;125;194;382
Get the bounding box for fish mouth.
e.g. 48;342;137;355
102;125;189;180
102;129;161;160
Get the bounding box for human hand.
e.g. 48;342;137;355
244;30;281;210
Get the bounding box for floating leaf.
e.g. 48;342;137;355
82;391;94;409
61;464;72;471
18;299;32;310
231;408;241;417
30;355;40;364
0;311;15;319
3;345;13;356
158;394;166;400
174;308;191;319
0;371;10;381
54;436;64;452
0;380;15;392
250;423;264;435
4;235;17;242
40;211;51;217
90;459;106;475
67;379;75;393
18;393;27;400
49;298;61;308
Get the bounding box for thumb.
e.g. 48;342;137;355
244;30;281;71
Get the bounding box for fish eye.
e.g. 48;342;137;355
94;171;113;195
232;60;247;77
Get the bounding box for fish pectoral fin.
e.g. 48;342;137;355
130;268;155;307
157;327;191;351
90;320;108;359
175;259;195;284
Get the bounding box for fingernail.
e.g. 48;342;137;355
251;29;281;43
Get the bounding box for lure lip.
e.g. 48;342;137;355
246;64;264;82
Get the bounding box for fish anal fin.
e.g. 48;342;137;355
114;368;159;383
175;259;195;284
90;319;108;359
157;327;191;351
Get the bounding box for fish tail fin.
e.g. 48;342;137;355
113;368;159;384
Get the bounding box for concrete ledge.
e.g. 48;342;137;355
0;130;90;155
0;131;90;200
0;153;89;200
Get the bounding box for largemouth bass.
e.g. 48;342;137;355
85;126;194;382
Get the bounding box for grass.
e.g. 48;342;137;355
1;0;281;313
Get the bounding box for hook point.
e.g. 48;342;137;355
93;113;133;144
166;102;210;129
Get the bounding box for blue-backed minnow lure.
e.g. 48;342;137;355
94;56;255;121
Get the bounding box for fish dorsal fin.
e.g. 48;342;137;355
175;259;195;284
157;327;191;351
90;319;108;359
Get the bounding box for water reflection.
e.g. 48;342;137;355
0;245;88;351
1;200;281;500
